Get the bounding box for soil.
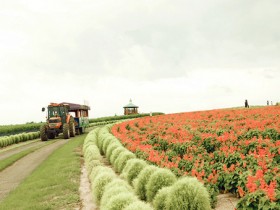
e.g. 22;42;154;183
0;140;67;201
215;193;239;210
79;165;98;210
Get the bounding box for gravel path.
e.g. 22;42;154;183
0;140;67;201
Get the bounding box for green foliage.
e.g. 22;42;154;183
146;168;177;202
106;142;122;162
102;136;114;155
114;151;136;173
121;159;148;185
153;186;171;210
124;201;153;210
0;122;43;136
84;144;101;173
110;147;126;165
92;171;116;204
101;179;133;208
133;165;158;200
236;190;280;210
104;192;136;210
0;131;40;149
89;113;164;123
165;177;211;210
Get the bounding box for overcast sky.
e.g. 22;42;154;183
0;0;279;124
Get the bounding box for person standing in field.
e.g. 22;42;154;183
245;99;249;108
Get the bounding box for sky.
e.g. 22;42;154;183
0;0;279;124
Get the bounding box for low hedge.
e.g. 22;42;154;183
165;177;211;210
153;186;171;210
133;165;158;201
146;168;177;202
114;151;136;173
85;125;212;210
121;159;148;185
124;201;153;210
83;127;152;210
0;131;40;148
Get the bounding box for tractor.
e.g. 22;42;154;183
40;102;90;141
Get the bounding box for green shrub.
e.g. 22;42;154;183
92;172;116;204
102;136;114;155
83;129;99;152
14;135;20;143
101;179;133;208
165;177;211;210
106;142;122;161
114;151;136;173
86;160;102;175
18;134;23;142
110;147;126;165
103;192;136;210
121;159;147;185
90;166;114;184
153;186;171;210
146;168;177;202
123;201;153;210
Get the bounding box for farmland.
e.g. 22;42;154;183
112;106;280;209
0;107;279;209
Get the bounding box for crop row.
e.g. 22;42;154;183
0;123;42;136
89;113;164;124
0;131;40;148
83;125;211;210
112;106;280;209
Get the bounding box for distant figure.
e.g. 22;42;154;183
271;101;273;105
267;100;269;106
245;99;249;108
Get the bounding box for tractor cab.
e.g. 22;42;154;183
47;103;69;123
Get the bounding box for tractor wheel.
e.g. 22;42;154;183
40;124;48;141
63;124;70;139
69;118;75;137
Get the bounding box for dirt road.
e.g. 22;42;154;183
0;140;67;201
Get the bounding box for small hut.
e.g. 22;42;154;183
123;99;139;115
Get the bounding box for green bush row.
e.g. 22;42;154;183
0;123;43;136
94;125;211;210
89;113;164;123
0;131;40;148
88;120;121;128
83;127;153;210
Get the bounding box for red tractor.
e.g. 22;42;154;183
40;102;90;141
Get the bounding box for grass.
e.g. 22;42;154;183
0;134;85;210
0;140;55;172
0;139;39;154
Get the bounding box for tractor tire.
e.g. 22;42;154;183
69;118;75;137
63;123;70;139
40;124;48;141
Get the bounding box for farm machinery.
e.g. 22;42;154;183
40;102;90;141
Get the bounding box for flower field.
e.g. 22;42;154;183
112;106;280;209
